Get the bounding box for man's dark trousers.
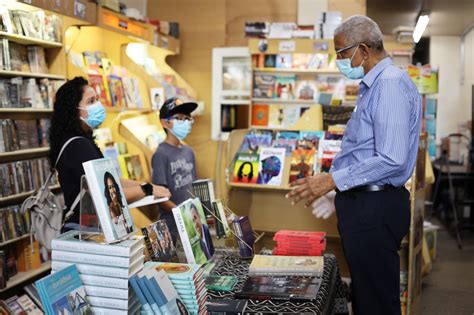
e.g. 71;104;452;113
335;187;411;315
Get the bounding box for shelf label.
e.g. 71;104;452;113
279;40;296;52
101;10;150;40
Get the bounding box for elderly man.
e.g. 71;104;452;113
287;15;421;315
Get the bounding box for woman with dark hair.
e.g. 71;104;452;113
50;77;170;230
103;171;132;234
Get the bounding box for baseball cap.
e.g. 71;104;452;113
159;97;198;119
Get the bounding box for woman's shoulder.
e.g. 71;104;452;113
62;136;102;159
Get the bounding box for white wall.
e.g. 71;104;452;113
429;36;465;142
461;29;474;131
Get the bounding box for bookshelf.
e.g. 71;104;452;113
0;234;30;248
0;31;62;48
254;68;341;75
228;182;293;191
0;147;50;163
0;70;65;80
252;98;317;105
0;262;51;293
0;185;61;207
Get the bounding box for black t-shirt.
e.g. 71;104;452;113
56;137;103;224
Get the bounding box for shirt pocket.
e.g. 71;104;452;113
344;110;361;143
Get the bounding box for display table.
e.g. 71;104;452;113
207;250;349;315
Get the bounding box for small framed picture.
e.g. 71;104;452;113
150;87;165;110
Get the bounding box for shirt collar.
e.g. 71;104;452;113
361;57;393;88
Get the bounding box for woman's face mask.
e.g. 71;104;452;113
78;101;106;129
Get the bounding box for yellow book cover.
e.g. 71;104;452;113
100;58;114;106
249;255;324;277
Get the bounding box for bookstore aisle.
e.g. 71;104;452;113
0;0;473;315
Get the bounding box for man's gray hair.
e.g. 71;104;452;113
334;15;384;51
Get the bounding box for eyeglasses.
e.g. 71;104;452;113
170;116;195;123
335;43;371;59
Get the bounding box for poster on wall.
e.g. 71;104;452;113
407;64;438;94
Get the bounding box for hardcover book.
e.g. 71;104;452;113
233;216;255;258
256;147;286;186
51;247;143;268
172;198;213;264
52;230;143;257
192;179;216;217
121;76;143;109
141;220;179;263
231;153;259;184
82;158;136;243
248;255;324;277
292;54;311;69
274;75;296;100
235;276;321;301
118;154;143;181
282;106;302;127
36;265;91;315
289;149;315;183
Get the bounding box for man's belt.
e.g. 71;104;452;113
336;184;399;194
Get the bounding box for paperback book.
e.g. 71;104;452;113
296;80;318;100
253;74;275;98
298;131;325;150
289;149;315;183
268;104;285;128
231;153;259;184
248;255;324;277
256;147;286;186
237;130;273;154
274;75;296;100
82;158;136;243
142;220;179;262
212;200;231;239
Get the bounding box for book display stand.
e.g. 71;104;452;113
78;175;102;238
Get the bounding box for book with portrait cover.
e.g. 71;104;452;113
257;147;286;186
172;198;213;264
142;220;179;263
82;158;136;243
35;265;91;315
107;75;127;108
289;149;315;183
232;153;259;184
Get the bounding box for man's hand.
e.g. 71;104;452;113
152;185;171;199
286;173;337;207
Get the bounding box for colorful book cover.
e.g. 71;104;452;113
237;130;273;154
88;72;111;107
135;276;161;314
275;131;300;140
248;255;324;277
268;105;285;128
257;147;286;186
296;80;318;100
275;54;292;69
103;145;122;177
292;54;311;69
172;198;213;264
283;106;302;127
82;158;136;243
251;104;269;126
264;54;276;68
144;262;203;282
118;154;137;180
253;75;275;98
307;53;329;69
141;220;179;263
289;149;315;183
35;265;91;315
272;138;297;156
150;87;165;111
122;76;143;109
232;153;259;184
274;75;296;100
107;75;127;108
298;131;325;150
316;139;342;173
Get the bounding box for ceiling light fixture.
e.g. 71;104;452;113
413;13;430;43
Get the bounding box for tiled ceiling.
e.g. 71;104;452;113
367;0;474;36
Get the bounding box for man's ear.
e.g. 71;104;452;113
359;43;371;60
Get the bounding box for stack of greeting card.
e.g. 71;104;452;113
144;262;208;315
51;231;145;315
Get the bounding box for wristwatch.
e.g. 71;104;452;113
140;183;153;196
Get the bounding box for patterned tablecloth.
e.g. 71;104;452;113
207;249;349;314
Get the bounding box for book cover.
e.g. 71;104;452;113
296;80;318;100
117;154;140;180
52;255;144;279
275;54;292;69
256;147;286;186
237;130;273;154
264;54;276;68
316;139;342;173
251;104;269;126
292;53;312;69
298;131;325;150
82;158;136;243
35;265;91;315
289;149;315;183
283;106;302;128
78;274;130;289
135;276;161;314
141;220;179;263
121;76;143;109
103;145;122;177
51;230;143;257
192;179;216;217
231;153;259;184
16;294;42;315
150;87;165;111
206;299;248;315
274;75;296;100
107;75;127;108
212;200;231;239
248;255;324;277
172;198;212;264
233;216;255;258
144;262;203;282
253;74;275;98
272;138;297;156
51;247;143;268
235;275;321;301
267;104;284;128
206;275;238;292
129;277;154;315
88;73;112;107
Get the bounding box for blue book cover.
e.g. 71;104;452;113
136;276;161;315
425;98;437;116
130;277;155;315
298;131;326;150
275;54;292;69
238;131;273;154
426;118;436;135
35;265;91;315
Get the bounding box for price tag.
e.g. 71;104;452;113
279;40;296;52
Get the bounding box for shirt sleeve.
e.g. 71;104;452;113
331;79;412;191
151;151;168;186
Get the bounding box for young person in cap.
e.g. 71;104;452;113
152;97;198;243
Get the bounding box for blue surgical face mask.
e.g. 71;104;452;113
335;45;366;80
79;101;106;129
170;119;193;141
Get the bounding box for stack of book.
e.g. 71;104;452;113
248;255;324;277
144;262;208;315
273;230;326;256
51;231;145;315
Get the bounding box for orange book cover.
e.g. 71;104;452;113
17;240;41;272
251;105;269;126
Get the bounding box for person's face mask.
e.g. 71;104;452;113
79;101;106;129
170;119;193;141
335;44;366;80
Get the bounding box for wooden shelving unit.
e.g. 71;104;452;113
252;98;317;105
0;147;50;163
0;185;61;206
0;234;30;248
0;31;62;48
254;68;340;75
0;70;65;80
0;262;51;293
228;182;293;191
